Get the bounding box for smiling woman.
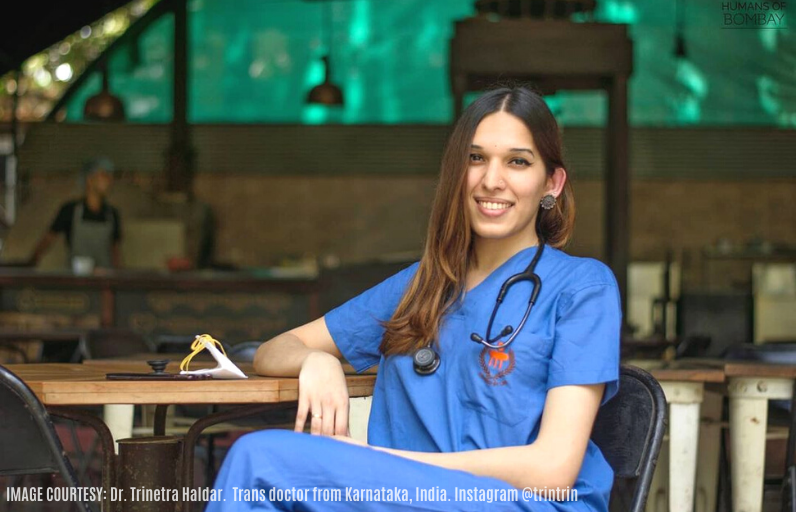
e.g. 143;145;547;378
466;111;567;282
210;87;621;512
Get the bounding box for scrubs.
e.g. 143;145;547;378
208;245;621;511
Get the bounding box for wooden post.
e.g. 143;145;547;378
606;74;630;319
166;0;194;194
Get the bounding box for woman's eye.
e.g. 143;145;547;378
469;153;483;162
511;158;531;167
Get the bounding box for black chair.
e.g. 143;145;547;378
592;365;667;512
0;365;96;512
84;327;155;359
227;340;262;363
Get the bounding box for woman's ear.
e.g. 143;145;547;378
546;167;567;197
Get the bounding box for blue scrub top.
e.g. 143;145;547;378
325;245;621;511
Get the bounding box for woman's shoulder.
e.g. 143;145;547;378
545;246;619;293
395;261;421;279
378;260;421;290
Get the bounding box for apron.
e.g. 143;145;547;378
69;203;114;268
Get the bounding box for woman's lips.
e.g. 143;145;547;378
475;199;513;218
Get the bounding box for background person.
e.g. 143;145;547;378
29;158;122;270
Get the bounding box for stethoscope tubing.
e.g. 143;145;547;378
470;242;544;350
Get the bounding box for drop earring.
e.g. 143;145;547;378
540;194;556;210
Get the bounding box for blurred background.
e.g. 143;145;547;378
0;0;793;365
0;1;795;512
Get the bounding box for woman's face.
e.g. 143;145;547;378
465;111;562;245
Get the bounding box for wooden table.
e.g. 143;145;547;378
722;362;796;512
637;359;796;512
628;360;726;512
79;355;376;444
7;362;376;512
81;352;377;377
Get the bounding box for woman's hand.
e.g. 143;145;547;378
295;351;350;436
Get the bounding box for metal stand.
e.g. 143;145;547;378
117;436;183;512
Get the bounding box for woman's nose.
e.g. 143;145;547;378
481;162;506;190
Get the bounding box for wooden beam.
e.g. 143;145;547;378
606;74;630;320
166;0;194;194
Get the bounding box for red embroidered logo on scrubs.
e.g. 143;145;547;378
478;342;516;386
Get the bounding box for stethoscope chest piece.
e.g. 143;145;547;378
413;346;440;376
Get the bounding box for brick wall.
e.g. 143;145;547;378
4;171;794;292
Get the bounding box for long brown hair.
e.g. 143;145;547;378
380;86;575;356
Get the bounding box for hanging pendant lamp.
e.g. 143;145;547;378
307;2;344;106
673;0;687;58
84;62;126;121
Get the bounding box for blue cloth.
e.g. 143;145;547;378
207;245;621;511
208;429;559;511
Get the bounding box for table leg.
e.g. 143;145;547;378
695;391;723;512
154;404;170;436
349;396;371;442
103;404;134;452
117;436;182;512
728;377;793;512
660;382;704;512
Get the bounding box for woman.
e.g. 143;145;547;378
207;87;621;512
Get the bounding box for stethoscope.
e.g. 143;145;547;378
413;241;545;375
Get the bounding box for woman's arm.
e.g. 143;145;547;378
29;231;57;265
342;383;604;493
253;317;342;377
254;317;352;436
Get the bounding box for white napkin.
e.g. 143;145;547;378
180;336;248;380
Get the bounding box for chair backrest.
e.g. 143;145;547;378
85;328;154;359
592;365;667;512
0;365;94;512
227;341;262;363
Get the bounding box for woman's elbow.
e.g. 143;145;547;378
531;465;578;492
525;446;581;491
549;472;578;492
252;342;269;375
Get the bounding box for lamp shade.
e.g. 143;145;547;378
84;68;125;121
307;82;344;106
307;55;344;106
84;90;126;121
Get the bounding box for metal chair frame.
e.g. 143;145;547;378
0;365;103;512
592;365;667;512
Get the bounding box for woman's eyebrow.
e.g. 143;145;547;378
470;144;535;156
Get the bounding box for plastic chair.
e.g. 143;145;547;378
592;365;667;512
0;365;97;512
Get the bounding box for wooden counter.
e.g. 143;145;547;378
0;268;322;343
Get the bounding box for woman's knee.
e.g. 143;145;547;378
227;429;306;459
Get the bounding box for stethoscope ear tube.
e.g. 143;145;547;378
529;274;541;304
